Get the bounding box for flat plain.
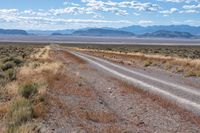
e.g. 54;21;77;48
0;42;200;133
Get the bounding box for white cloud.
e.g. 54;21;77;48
81;0;160;13
183;4;200;9
0;9;18;14
160;8;178;14
138;20;153;25
179;9;199;13
171;19;200;26
0;10;131;29
49;7;87;15
22;10;50;16
0;7;132;30
160;0;200;3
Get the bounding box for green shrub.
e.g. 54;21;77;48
144;60;152;67
19;83;38;99
13;57;23;66
7;122;38;133
2;57;12;63
6;98;33;127
1;61;15;71
197;71;200;77
185;70;196;77
176;67;184;73
0;72;5;79
5;68;16;81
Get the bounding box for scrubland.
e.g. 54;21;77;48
1;43;200;133
0;44;63;133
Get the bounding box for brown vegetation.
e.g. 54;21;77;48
0;45;64;132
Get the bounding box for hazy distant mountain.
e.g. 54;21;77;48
28;29;75;35
72;28;135;37
0;29;28;35
119;25;200;35
141;30;194;38
26;25;200;38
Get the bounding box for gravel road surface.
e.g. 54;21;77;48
73;51;200;115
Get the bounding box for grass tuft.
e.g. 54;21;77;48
6;98;33;128
175;67;184;73
185;70;196;77
19;83;38;99
144;60;152;67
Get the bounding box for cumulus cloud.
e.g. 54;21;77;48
138;20;153;25
49;7;88;15
179;9;199;13
160;0;200;3
0;0;199;29
0;7;132;29
85;0;160;11
183;4;200;9
160;8;178;15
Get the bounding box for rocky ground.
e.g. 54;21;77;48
41;48;200;133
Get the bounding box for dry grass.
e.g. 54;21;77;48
0;45;65;132
101;125;123;133
71;106;118;123
144;60;153;67
0;104;8;119
75;123;123;133
7;122;38;133
6;98;33;128
47;94;70;117
59;49;86;64
31;46;50;60
44;59;96;99
33;102;47;118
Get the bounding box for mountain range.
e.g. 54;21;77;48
72;28;135;37
140;30;194;38
0;29;28;35
119;25;200;35
0;25;200;39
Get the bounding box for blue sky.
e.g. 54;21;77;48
0;0;200;30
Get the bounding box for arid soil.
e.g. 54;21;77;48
41;47;200;133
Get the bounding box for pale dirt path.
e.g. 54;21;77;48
73;52;200;115
41;48;200;133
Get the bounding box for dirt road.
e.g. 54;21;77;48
73;51;200;115
41;48;200;133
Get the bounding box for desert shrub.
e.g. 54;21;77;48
0;72;5;79
12;57;23;66
3;56;23;66
32;62;40;69
176;67;184;73
6;98;33;128
1;61;16;71
186;70;196;77
7;122;37;133
197;71;200;77
19;83;38;99
144;60;152;67
5;68;16;81
2;57;11;63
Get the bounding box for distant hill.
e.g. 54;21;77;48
119;25;200;35
140;30;194;38
0;29;28;35
72;28;135;37
28;29;75;35
26;25;200;37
